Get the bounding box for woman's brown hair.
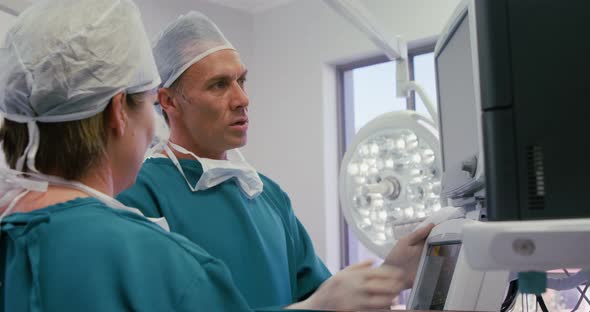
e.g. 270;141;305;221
0;92;148;180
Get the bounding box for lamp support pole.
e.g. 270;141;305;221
323;0;439;125
322;0;406;61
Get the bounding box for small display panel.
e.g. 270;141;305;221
410;242;462;310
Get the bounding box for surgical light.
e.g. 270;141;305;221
325;0;444;258
339;110;441;258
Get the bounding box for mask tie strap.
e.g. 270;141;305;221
164;143;198;192
25;121;41;173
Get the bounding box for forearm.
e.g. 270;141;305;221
285;269;406;311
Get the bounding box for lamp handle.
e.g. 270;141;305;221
405;81;438;124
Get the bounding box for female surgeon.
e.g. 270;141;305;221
0;0;252;311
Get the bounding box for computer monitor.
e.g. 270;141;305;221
434;0;485;201
435;0;590;220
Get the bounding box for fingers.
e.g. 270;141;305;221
358;293;397;310
407;223;435;245
344;259;374;271
315;262;404;311
362;277;401;295
363;265;400;280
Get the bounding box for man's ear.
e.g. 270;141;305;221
107;92;128;137
158;88;181;120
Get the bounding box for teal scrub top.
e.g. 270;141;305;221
0;197;252;312
117;158;332;308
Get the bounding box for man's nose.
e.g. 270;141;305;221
230;82;249;110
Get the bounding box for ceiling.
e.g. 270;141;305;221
0;0;296;15
200;0;294;14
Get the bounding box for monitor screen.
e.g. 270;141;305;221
410;242;462;310
435;12;480;197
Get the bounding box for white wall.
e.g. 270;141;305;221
0;0;254;65
135;0;253;66
244;0;461;272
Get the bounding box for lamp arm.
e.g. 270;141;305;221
322;0;407;60
404;81;439;123
324;0;441;123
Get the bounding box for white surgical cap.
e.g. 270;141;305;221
0;0;160;175
152;11;235;88
0;0;160;124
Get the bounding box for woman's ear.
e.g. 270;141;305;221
107;92;128;137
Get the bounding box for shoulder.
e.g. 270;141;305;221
255;173;301;232
258;172;288;200
136;157;177;181
49;199;215;263
117;158;179;216
257;172;292;211
119;158;174;197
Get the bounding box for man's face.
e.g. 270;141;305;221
173;49;249;158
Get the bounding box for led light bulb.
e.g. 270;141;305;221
378;210;387;221
372;197;384;209
385;158;395;168
369;143;379;156
376;159;385;170
432;202;441;212
348;162;360;176
395;138;406;150
411;153;422;164
405;132;419;150
359;163;369;175
358;208;370;217
430;181;442;195
369;167;379;176
355;176;366;185
374;223;386;232
421;148;435;165
360;218;372;229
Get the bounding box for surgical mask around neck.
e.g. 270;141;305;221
164;142;263;199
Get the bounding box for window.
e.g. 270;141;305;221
339;43;437;267
412;52;437;116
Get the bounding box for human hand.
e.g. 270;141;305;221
382;223;435;289
288;260;404;311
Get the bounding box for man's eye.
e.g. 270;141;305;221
238;78;246;87
211;81;228;89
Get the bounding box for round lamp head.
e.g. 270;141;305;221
339;110;442;258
